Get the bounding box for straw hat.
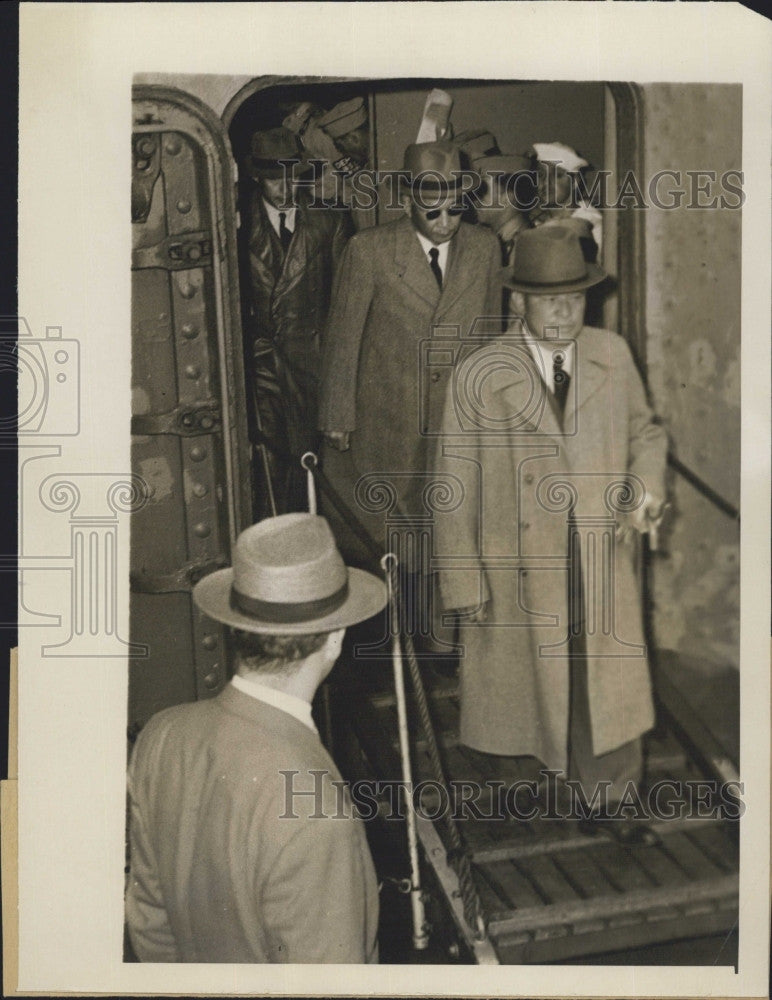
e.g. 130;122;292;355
193;514;386;635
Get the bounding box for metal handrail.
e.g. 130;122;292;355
667;453;740;523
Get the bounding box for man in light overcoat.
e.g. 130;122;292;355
433;226;667;840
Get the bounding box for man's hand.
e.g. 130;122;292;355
616;493;667;545
324;430;351;452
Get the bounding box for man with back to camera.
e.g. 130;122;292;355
433;226;667;842
243;127;353;516
126;513;385;962
318;141;502;614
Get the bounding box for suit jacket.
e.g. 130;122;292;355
433;327;667;765
318;215;502;524
126;684;379;963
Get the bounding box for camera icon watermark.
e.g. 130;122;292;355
12;317;80;437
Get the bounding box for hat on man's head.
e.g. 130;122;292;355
318;97;367;139
244;127;312;180
455;129;531;178
531;142;589;174
505;225;606;294
193;514;387;635
402;140;472;197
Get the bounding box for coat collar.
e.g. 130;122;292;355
493;327;611;438
392;216;479;316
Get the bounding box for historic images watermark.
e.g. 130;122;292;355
12;315;149;654
277;160;746;213
279;768;745;824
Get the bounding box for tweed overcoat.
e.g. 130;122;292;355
126;684;379;963
433;327;667;767
318;216;502;539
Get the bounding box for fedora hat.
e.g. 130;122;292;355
402;140;473;197
455;129;531;178
505;225;606;293
245;126;312;180
193;514;387;635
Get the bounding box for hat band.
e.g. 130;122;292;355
230;579;349;624
511;271;590;289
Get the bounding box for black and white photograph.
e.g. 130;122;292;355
13;3;771;996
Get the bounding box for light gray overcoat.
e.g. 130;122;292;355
433;327;667;768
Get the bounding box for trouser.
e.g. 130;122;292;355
566;524;643;804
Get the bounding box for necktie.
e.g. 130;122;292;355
278;212;292;254
428;247;443;289
553;351;571;414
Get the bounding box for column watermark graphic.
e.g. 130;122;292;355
12;316;149;656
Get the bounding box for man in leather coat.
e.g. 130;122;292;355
243;126;353;516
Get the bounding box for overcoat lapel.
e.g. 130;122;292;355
496;356;566;443
393;218;440;309
436;226;477;318
561;330;609;439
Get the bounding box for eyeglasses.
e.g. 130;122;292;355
417;205;465;220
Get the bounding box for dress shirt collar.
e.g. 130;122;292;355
414;230;450;275
515;323;575;394
262;198;297;238
230;674;317;733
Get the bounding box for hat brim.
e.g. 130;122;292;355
505;261;607;294
193;566;387;635
245;158;314;181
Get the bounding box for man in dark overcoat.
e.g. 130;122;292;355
318;140;502;576
433;226;667;840
126;513;386;962
243;127;353;516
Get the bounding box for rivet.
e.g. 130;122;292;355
185;365;201;380
165;137;182;156
202;635;217;651
199;415;214;430
136;158;150;171
203;669;220;690
190;445;207;462
178;281;196;300
180;323;198;339
187;244;201;260
192;483;208;498
137;137;155;158
177;199;192;214
194;522;211;538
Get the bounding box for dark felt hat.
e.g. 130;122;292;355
402;140;473;197
505;225;606;294
245;126;312;180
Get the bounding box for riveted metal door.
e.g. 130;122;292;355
129;86;251;731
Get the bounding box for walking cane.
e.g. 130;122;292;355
381;552;429;951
